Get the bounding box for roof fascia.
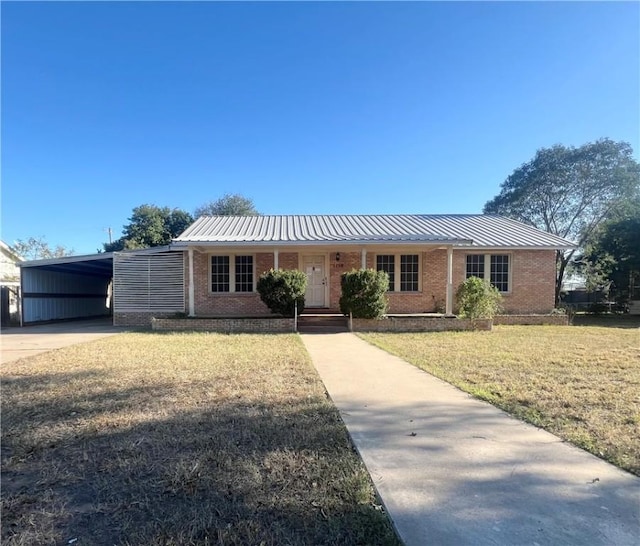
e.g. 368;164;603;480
453;245;576;251
172;239;474;247
19;252;114;268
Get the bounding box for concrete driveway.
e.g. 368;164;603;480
1;318;126;364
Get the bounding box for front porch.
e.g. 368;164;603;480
186;246;459;318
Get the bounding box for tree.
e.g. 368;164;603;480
104;205;193;252
582;198;640;304
12;237;74;260
194;194;259;218
483;139;640;304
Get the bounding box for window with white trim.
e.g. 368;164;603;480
211;256;230;292
400;254;419;292
490;255;509;292
465;254;510;293
375;254;421;292
376;255;395;292
235;255;254;292
211;255;254;293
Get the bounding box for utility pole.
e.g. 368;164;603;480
104;227;113;244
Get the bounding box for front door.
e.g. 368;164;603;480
303;255;326;307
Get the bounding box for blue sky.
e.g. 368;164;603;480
2;1;638;255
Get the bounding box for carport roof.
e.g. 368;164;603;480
18;246;173;277
19;252;114;277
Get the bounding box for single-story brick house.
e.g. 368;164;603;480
111;214;574;326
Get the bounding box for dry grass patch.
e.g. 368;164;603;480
1;332;400;546
361;324;640;475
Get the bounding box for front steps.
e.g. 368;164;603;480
297;314;349;333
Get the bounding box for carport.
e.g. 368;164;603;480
18;246;185;326
19;253;114;325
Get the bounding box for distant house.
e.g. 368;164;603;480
1;241;23;326
114;214;575;326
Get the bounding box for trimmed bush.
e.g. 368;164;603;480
257;269;307;318
455;276;503;319
339;269;389;319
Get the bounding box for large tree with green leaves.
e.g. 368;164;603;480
12;237;73;260
194;194;259;218
104;205;193;252
483;139;640;303
582;198;640;303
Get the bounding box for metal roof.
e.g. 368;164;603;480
174;214;575;249
17;246;176;278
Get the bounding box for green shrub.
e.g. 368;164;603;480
257;269;307;317
339;269;389;319
455;276;503;319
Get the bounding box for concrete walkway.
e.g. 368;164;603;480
301;332;640;546
1;318;125;364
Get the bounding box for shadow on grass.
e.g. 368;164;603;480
3;358;639;546
1;371;400;546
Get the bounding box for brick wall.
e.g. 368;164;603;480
278;252;299;271
191;251;271;316
493;314;568;326
452;249;556;314
329;252;360;309
352;317;492;332
114;312;174;328
184;248;557;317
152;317;294;333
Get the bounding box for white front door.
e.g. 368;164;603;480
303;255;326;307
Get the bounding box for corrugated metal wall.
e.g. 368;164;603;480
114;251;184;312
22;268;111;323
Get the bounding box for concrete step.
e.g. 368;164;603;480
297;315;349;333
297;325;350;334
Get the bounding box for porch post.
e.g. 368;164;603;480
446;245;454;316
361;248;367;269
274;249;279;270
188;248;195;317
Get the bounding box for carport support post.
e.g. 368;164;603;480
188;248;195;317
274;249;279;270
446;245;454;316
361;249;366;269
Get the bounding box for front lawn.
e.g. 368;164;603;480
1;333;400;546
360;325;640;475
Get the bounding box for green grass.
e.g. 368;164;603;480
1;332;401;546
360;324;640;475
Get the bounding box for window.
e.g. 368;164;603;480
211;255;254;293
211;256;230;292
235;255;254;292
376;255;395;292
375;254;420;292
490;255;509;293
400;254;419;292
466;254;510;293
465;255;484;279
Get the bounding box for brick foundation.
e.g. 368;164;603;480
152;317;294;333
114;312;174;328
493;314;568;326
352;317;492;332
